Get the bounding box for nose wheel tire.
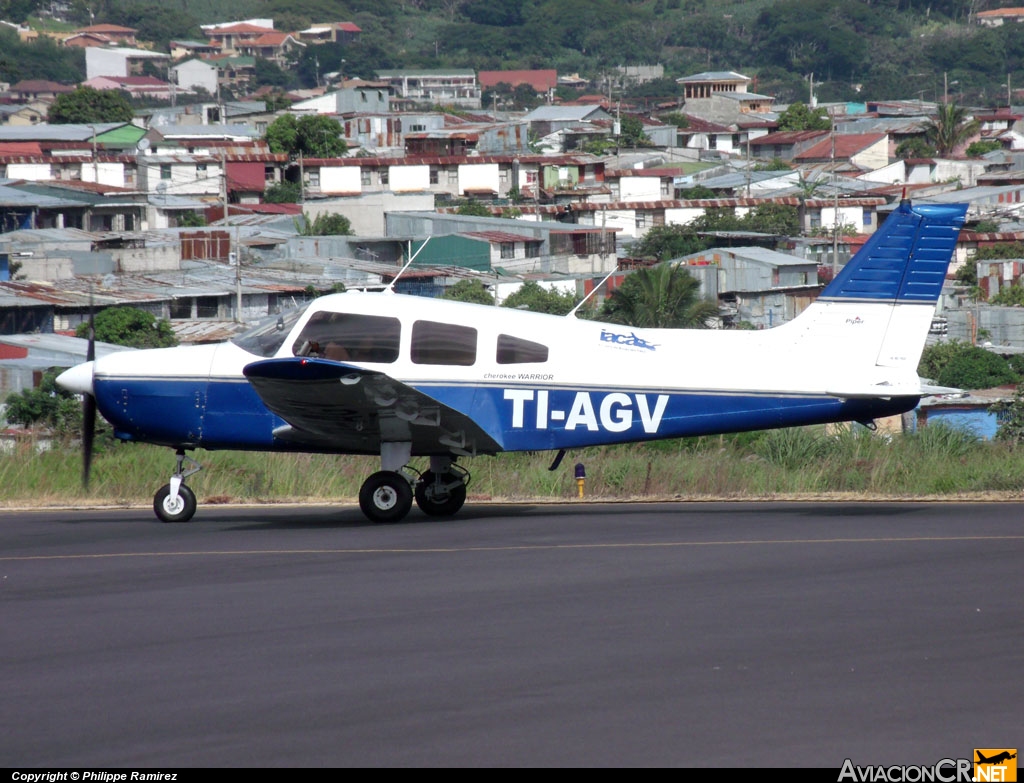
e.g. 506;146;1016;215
154;484;197;523
359;471;413;523
414;470;467;517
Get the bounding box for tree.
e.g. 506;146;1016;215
301;212;353;236
628;224;708;261
264;181;302;204
456;199;492;217
659;112;689;129
177;211;206;227
501;281;578;315
442;279;494;305
48;86;134;124
3;369;80;435
991;383;1024;443
743;203;801;235
895;137;937;159
265;114;347;158
599;263;718;328
776;101;831;131
923;102;980;157
966;140;1002;157
619;115;650;148
75;307;178;349
919;340;1015;388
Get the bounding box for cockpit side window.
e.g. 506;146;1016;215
496;334;549;364
292;312;401;363
411;320;477;366
231;305;307;357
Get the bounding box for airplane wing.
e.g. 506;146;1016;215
242;357;502;456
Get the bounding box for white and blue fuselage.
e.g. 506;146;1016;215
64;201;967;458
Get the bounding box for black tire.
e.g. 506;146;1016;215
153;483;197;523
414;470;468;517
359;471;413;523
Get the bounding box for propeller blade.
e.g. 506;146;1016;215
83;290;96;488
82;391;96;488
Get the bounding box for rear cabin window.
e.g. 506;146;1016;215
411;320;477;366
292;312;401;363
496;334;549;364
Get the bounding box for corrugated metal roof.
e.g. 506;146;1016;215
461;230;540;244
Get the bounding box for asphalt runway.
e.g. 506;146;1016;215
1;501;1020;768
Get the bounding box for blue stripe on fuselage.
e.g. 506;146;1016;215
95;376;919;453
416;384;918;450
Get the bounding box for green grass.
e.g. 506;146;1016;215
3;423;1024;509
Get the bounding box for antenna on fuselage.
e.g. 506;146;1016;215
386;237;431;292
568;265;620;318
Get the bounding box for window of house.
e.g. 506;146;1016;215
500;243;515;259
292;312;401;363
160;164;172;180
863;208;872;226
264;166;274;182
429;166;439;185
525;243;540;258
411;124;426;132
497;334;549;365
196;296;219;318
635;212;649;229
196;163;207;175
308;171;320;188
447;169;458;184
169;298;192;319
411;320;477;366
708;135;718;150
361;169;372;186
380;169;389;185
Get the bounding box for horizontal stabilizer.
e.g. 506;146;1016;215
825;382;923;399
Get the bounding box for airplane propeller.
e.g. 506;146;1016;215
81;296;96;489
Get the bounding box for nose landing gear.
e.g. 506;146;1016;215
153;450;202;523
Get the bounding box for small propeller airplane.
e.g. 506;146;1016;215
57;198;967;524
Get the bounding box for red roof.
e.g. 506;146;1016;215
479;70;558;92
337;22;361;32
0;142;43;156
245;32;295;46
794;133;888;160
78;24;136;33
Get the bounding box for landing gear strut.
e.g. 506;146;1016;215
153;450;202;523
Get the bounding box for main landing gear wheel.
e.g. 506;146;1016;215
414;470;468;517
154;483;197;523
359;470;413;523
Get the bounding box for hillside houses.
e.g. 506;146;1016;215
8;16;1024;376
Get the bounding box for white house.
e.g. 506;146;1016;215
172;59;218;96
85;47;170;80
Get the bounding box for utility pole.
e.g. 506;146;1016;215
831;108;839;278
235;223;242;323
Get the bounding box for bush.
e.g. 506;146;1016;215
934;348;1015;389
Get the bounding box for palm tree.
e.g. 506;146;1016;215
599;263;719;328
923;102;980;157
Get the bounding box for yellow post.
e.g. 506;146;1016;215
574;463;585;499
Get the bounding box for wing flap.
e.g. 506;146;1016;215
243;357;502;455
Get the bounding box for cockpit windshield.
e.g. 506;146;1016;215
230;304;309;358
